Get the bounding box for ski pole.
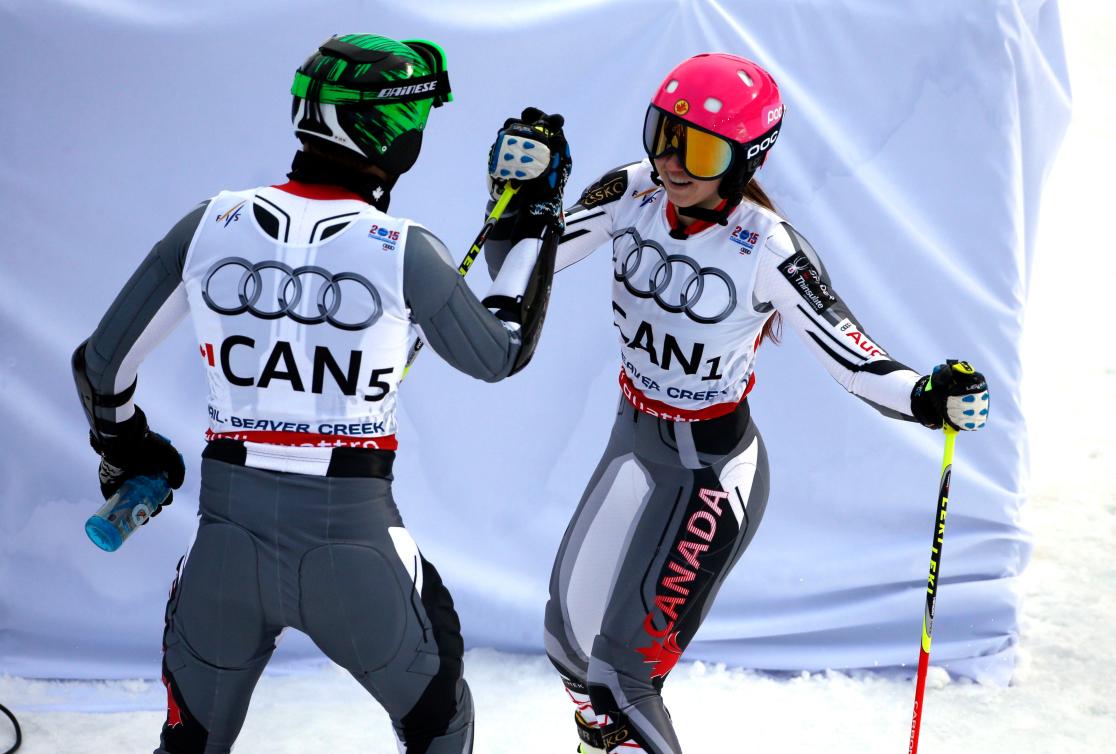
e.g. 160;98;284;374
456;181;520;276
402;181;520;377
908;426;958;754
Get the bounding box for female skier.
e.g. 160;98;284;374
72;34;569;753
489;53;990;753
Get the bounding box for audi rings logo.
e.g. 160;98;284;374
612;229;737;324
201;257;383;331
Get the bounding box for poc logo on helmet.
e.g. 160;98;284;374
746;129;780;159
766;105;784;125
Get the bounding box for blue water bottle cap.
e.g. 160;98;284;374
85;514;123;552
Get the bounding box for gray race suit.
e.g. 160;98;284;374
491;160;922;754
74;178;555;754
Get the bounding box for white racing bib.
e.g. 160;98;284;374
182;185;416;448
607;163;782;421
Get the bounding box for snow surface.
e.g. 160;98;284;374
3;3;1114;752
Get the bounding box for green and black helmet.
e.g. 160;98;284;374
291;34;452;176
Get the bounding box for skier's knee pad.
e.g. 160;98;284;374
587;635;679;754
169;522;268;668
544;598;590;680
157;657;212;754
546;642;589;684
299;543;409;673
392;558;468;734
587;633;656;693
543;592;566;637
397;677;474;753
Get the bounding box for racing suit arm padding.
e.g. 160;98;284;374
404;225;554;381
753;222;921;421
75;202;207;435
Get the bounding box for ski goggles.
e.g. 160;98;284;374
642;106;736;180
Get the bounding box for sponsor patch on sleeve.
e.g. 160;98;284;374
778;253;837;313
578;169;629;208
836;317;888;359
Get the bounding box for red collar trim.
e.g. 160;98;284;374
665;199;729;236
272;180;366;202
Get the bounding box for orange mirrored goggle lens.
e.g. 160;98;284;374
643;108;734;179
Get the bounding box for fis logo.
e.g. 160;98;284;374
631;187;662;207
216;201;246;227
729;226;760;253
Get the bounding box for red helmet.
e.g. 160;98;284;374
643;53;783;197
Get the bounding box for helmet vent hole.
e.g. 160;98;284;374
665;79;679;93
703;97;723;113
738;70;754;87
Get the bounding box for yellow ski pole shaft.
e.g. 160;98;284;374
908;426;958;754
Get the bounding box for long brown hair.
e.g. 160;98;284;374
741;179;783;347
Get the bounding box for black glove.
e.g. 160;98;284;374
487;107;572;235
91;406;185;514
910;360;990;431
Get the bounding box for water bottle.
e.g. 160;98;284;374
84;474;171;552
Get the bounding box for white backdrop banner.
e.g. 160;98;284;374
0;0;1069;693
